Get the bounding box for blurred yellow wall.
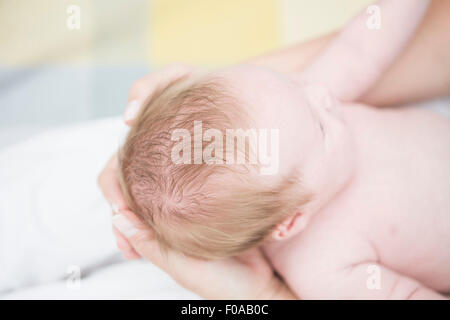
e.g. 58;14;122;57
150;0;374;66
150;0;281;66
1;0;375;67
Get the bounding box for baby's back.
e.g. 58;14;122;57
268;104;450;295
326;104;450;290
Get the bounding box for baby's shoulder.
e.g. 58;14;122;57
274;213;376;269
268;218;377;297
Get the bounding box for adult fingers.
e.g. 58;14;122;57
113;227;141;259
97;154;127;211
98;154;141;258
112;210;170;271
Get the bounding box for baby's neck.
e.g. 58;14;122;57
305;103;370;215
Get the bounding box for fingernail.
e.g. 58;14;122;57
111;203;119;215
124;100;141;122
112;214;138;238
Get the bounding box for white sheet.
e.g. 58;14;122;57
0;117;198;299
2;260;198;300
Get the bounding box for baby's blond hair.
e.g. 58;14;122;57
118;75;312;259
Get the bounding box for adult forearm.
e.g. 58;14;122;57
361;0;450;106
247;33;333;75
300;0;431;102
247;0;450;107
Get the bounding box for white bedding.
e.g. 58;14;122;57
0;99;448;299
0;117;198;299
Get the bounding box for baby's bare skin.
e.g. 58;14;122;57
251;0;449;299
265;104;450;299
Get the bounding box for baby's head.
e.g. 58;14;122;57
119;65;355;259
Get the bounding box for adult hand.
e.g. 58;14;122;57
97;63;193;259
112;210;296;299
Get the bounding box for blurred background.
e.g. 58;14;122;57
0;0;373;149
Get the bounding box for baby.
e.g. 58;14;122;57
118;0;450;299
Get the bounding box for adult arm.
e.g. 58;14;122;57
300;0;431;102
249;0;450;106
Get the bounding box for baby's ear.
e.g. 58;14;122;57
271;212;309;241
302;83;337;111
